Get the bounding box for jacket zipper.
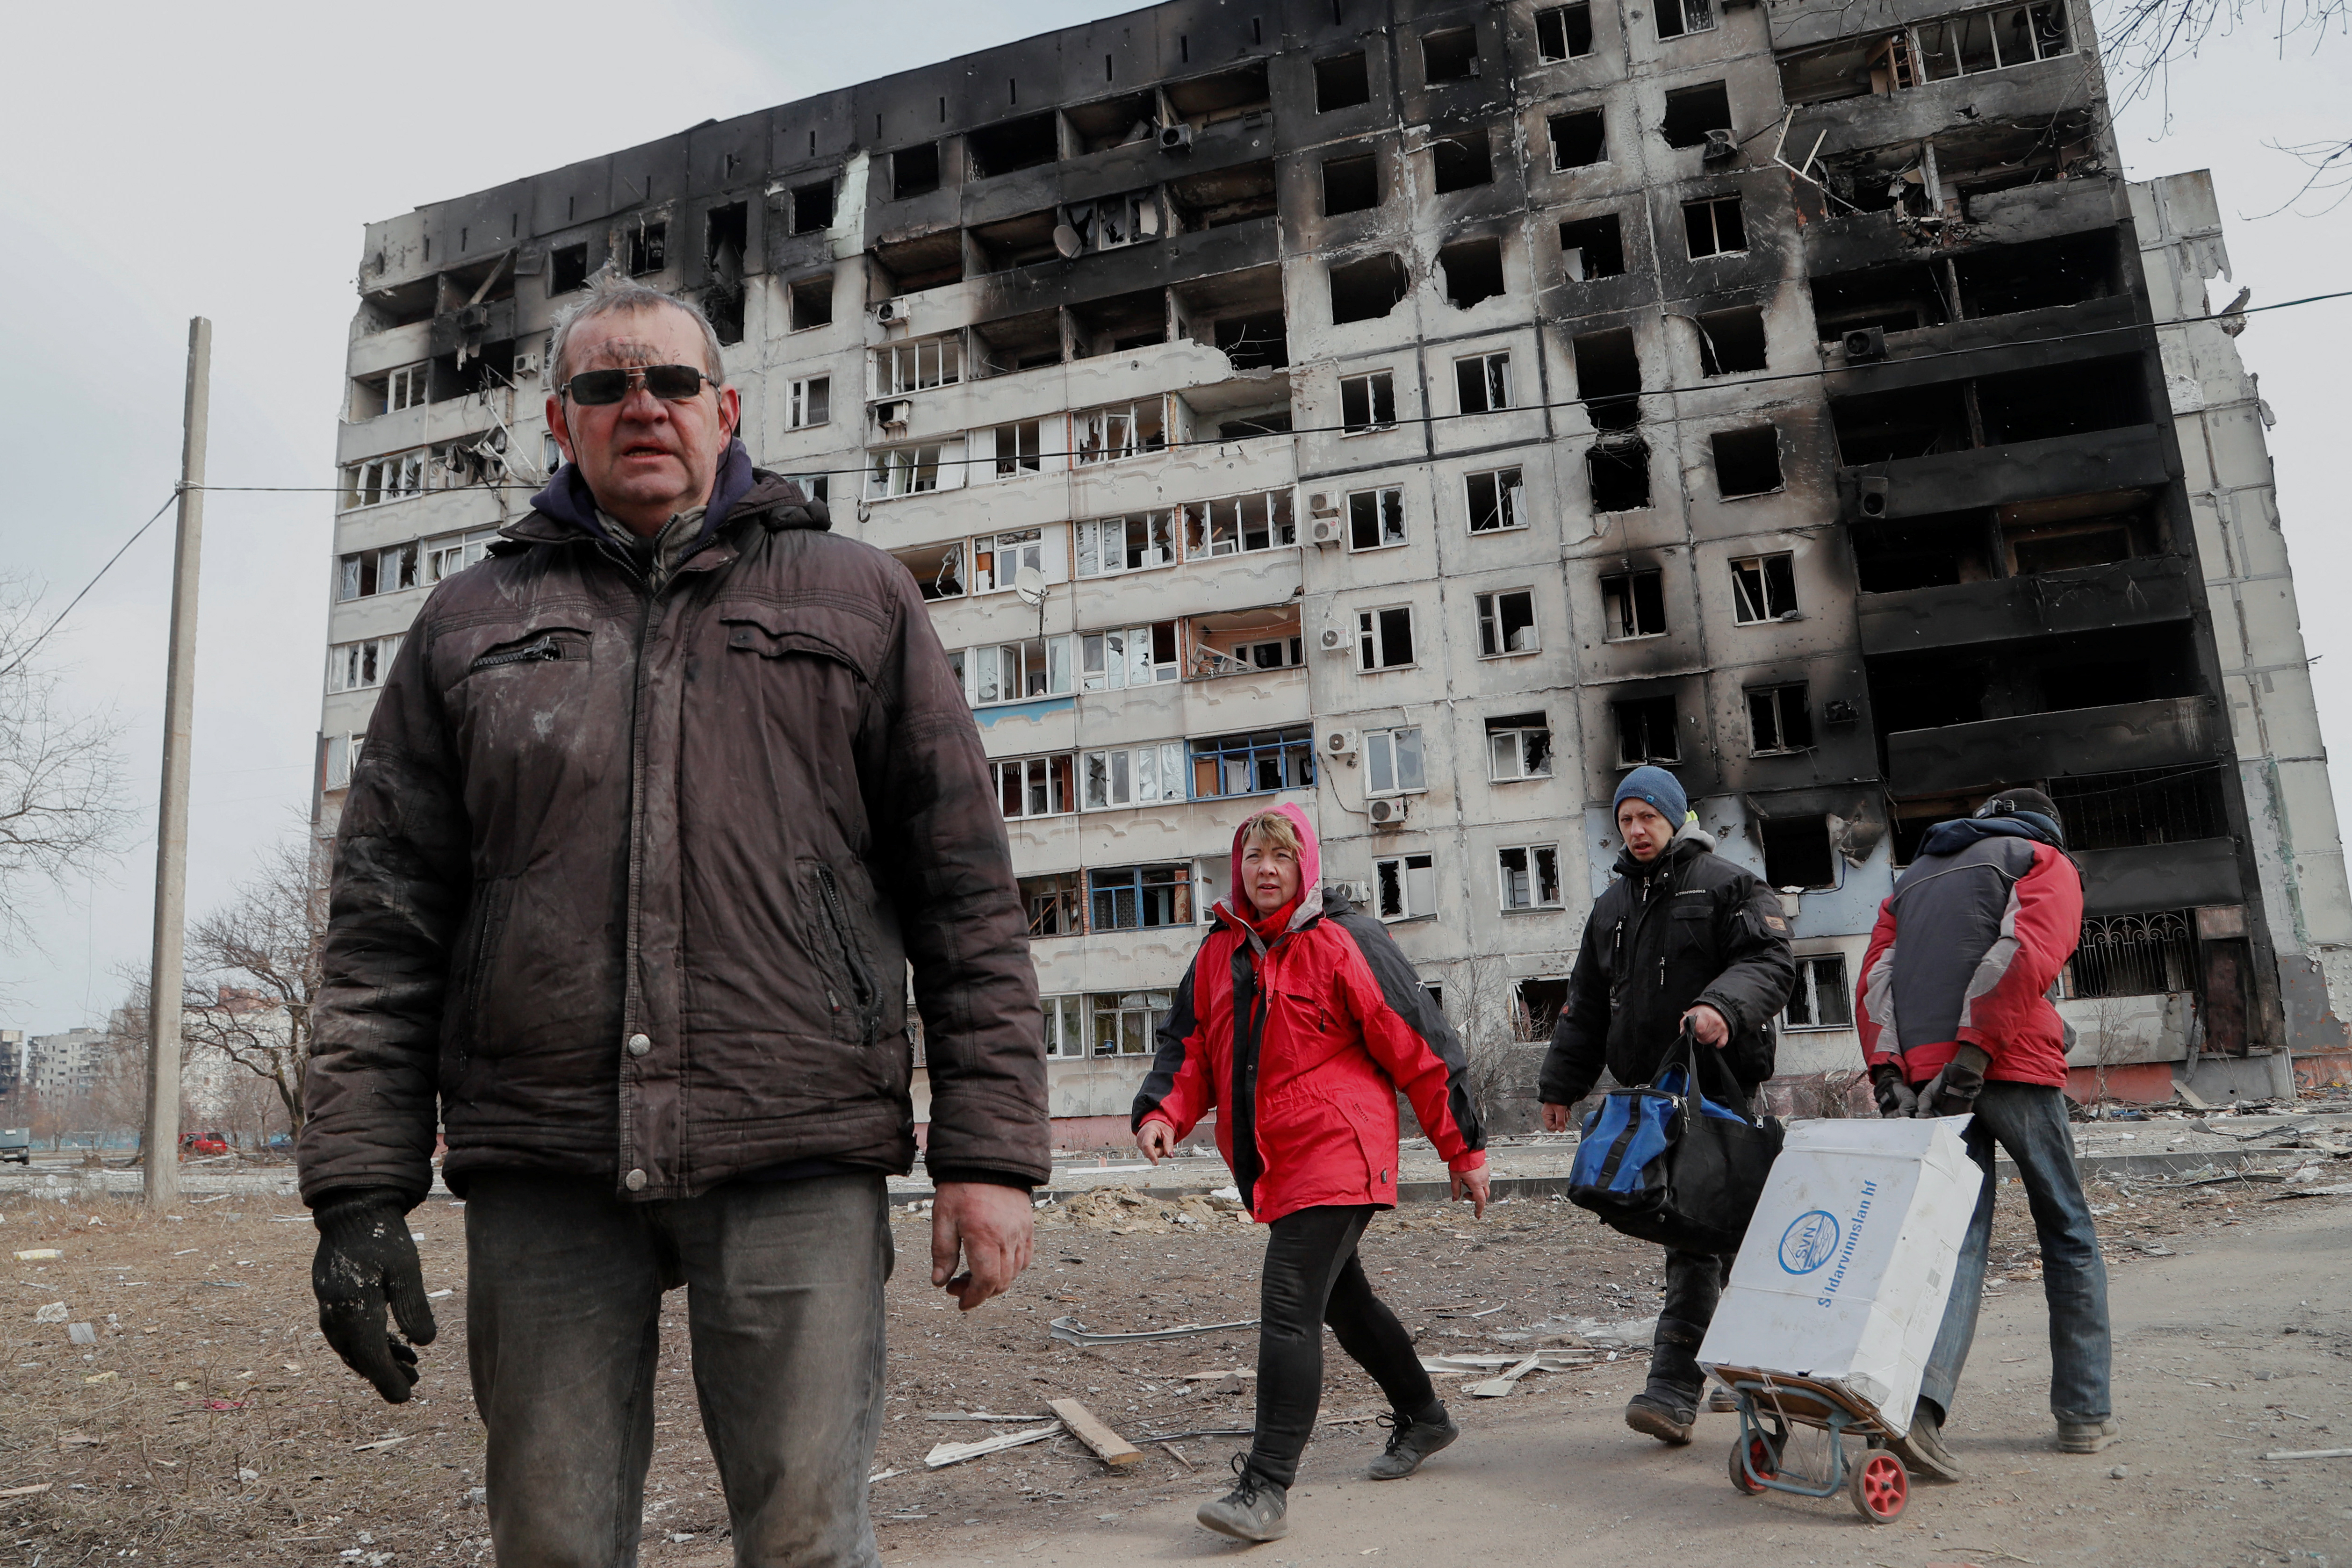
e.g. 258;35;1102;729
468;634;570;672
814;863;879;1046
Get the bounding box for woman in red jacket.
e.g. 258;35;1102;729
1133;803;1489;1543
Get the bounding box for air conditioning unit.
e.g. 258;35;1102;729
1158;123;1195;152
1841;326;1887;363
512;345;543;378
1309;515;1345;548
874;299;910;326
1307;490;1341;518
1854;474;1892;519
1317;626;1349;654
876;399;911;430
1702;128;1737;163
1332;879;1374;906
1323;729;1359;759
1367;797;1410;828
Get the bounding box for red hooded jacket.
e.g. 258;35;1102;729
1130;803;1486;1223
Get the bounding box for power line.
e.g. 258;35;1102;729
0;491;180;683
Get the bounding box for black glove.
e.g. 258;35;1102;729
1870;1065;1918;1119
311;1188;437;1403
1916;1046;1991;1118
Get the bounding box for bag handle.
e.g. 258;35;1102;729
1651;1015;1749;1114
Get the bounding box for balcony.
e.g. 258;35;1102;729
2078;838;2242;917
1858;555;2193;657
1840;425;2171;523
1885;696;2222;795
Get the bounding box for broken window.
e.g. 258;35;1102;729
704;203;749;344
1713;427;1784;498
1329;252;1409;324
866;443;946;499
1695;306;1768;376
327;635;403;694
1915;3;2071;80
1341;371;1396;432
1476;590;1539;657
1022;873;1084;938
983;420;1043;479
1730;554;1798;622
1209;311;1288;371
1558;215;1626;281
1600;570;1667;640
994;753;1076;820
1358;606;1417;670
1422;27;1480;82
549;244;590;295
782;473;830;506
1365;726;1425;795
1431;132;1494;192
1809;259;1950;338
1537;3;1595;60
790;180;835;234
426;528;496;582
1466;467;1525;533
1976;359;2147;445
1455;351;1512;413
344;449;430;511
1588;440;1652;512
1089;866;1193;932
1375;854;1438;921
1497;845;1563;910
1315;50;1371;111
1072;399;1167;466
787;375;829;429
626;221;667;276
1955;232;2115;317
1762;816;1834;889
1549;109;1607;170
1170;160;1278;229
1830;382;1972;464
1573;328;1642;429
1323;152;1381;215
891;540;967;601
971;530;1056;595
1189;606;1305;678
1614;694;1680;764
962;635;1075;706
962;116;1058;181
1075;512;1178;578
1182;490;1297;557
1193;727;1316;799
876;336;962;395
1085;741;1189;808
1684;196;1747;258
1091;989;1178;1055
890;143;941;200
1487;713;1554;781
1349;487;1406;550
1166;61;1272;129
1439;238;1506;308
973;309;1064;375
1661;82;1732;150
789;276;833;331
2007;512;2145;575
1078;623;1180;691
1748;685;1814;754
1655;0;1715;39
1064;193;1162;258
1042;993;1086;1054
1065;91;1158;153
1783;954;1855;1029
349;362;428;421
1854;514;1994;591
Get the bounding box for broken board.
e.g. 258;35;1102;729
1047;1398;1144;1467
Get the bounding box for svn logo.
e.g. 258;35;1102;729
1778;1209;1841;1275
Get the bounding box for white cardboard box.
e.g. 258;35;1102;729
1697;1116;1983;1437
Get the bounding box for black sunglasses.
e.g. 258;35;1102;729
561;363;716;405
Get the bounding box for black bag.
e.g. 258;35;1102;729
1567;1023;1785;1255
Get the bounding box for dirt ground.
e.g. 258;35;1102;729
7;1158;2331;1568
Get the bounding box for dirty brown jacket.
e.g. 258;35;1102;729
297;468;1048;1204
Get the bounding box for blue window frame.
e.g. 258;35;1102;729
1188;726;1316;800
1087;864;1194;930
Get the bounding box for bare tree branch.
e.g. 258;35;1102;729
177;830;331;1136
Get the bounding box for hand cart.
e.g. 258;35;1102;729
1709;1365;1910;1524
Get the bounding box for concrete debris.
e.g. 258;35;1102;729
1467;1352;1546;1398
1048;1315;1259;1348
923;1422;1062;1469
1040;1186;1244;1234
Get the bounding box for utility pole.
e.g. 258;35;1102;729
144;317;209;1209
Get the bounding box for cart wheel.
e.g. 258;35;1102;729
1848;1451;1907;1523
1729;1432;1777;1495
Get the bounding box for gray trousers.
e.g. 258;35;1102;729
464;1172;892;1568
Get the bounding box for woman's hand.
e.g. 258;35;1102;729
1451;1165;1491;1219
1136;1120;1177;1164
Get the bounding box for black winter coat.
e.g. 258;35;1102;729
1539;827;1797;1105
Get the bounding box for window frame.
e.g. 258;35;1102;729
1496;843;1565;911
1090;989;1176;1056
875;334;963;396
1356;604;1417;671
961;635;1075;707
1465;466;1525;534
1363;726;1426;796
1181;489;1298;559
326;634;403;695
1683;195;1748;259
1747;683;1816;755
1486;715;1555;782
1087;864;1194;932
1454;350;1513;415
1599;568;1669;641
1189;728;1317;801
1615;694;1682;765
1078;622;1180;691
1339;369;1397;433
1072;397;1169;467
1730;553;1799;624
993;753;1076;820
1782;953;1856;1031
1374;852;1439;921
424;528;496;583
866;442;949;500
1535;2;1595;61
1082;741;1189;810
1475;588;1539;658
1074;511;1178;579
1347;487;1407;551
787;374;830;429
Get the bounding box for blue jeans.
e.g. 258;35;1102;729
1917;1081;2112;1425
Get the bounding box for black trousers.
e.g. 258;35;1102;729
1248;1204;1436;1488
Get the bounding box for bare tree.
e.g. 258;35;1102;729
2087;993;2139;1113
178;832;332;1136
0;574;127;954
1445;957;1545;1127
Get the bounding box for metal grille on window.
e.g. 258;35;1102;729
2064;911;2195;998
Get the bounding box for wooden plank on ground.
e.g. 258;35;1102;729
1048;1397;1144;1467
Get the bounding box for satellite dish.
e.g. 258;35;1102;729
1014;567;1049;608
1052;223;1083;260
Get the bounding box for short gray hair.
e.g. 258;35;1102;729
547;279;726;393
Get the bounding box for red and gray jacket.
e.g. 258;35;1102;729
1130;803;1486;1223
1856;817;2084;1088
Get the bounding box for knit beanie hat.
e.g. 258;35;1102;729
1977;786;2064;845
1613;765;1688;827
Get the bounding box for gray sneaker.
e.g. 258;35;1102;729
1197;1456;1288;1542
1888;1401;1963;1482
2057;1418;2120;1454
1367;1404;1460;1481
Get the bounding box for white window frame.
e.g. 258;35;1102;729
344;448;429;511
875;335;962;396
1497;843;1564;911
1074;512;1178;580
1455;350;1513;415
1347;487;1406;551
326;635;402;694
1783;953;1855;1031
1600;568;1667;641
1081;741;1188;810
1535;2;1594;61
993;754;1074;820
1181;490;1298;558
1357;605;1417;671
1364;726;1426;796
1685;195;1746;259
1079;624;1180;691
425;528;497;583
1748;683;1814;755
960;636;1074;707
1374;853;1438;921
1465;467;1525;533
982;419;1045;480
1475;589;1539;658
1487;720;1554;781
1913;3;2072;81
1072;398;1167;466
970;529;1061;595
787;375;831;429
322;733;364;791
1043;993;1088;1057
1340;370;1397;433
1730;553;1798;624
867;442;958;500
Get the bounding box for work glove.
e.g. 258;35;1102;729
1870;1064;1918;1119
1915;1045;1992;1118
311;1188;437;1403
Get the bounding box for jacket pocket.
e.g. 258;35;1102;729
804;860;881;1047
464;629;591;675
445;874;518;1077
718;606;867;676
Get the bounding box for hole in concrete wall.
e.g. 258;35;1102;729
790;180;835;234
1558;214;1626;279
1695;306;1768;376
974;308;1065;375
704;203;748;345
1810;259;1950;338
1171;160;1279;229
873;230;964;293
1852;512;1997;592
1548;108;1606;169
1167;61;1272;127
1683;194;1746;257
970;209;1062;272
1438;237;1506;308
1065;92;1158;153
1777;37;1888;106
1072;289;1169;358
1572;327;1642;429
430;339;513;403
891;540;968;601
789;276;834;331
1954;231;2117;317
1613;693;1680;764
1316;51;1371;111
1323;152;1381;215
363;279;438;331
1177;263;1289;369
1761;815;1834;888
1712;426;1783;496
626;222;667;276
1537;3;1594;60
1831;382;1971;464
1661;82;1732;149
1422;27;1480;81
1976;358;2146;444
969;113;1058;178
892;144;941;200
548;244;590;296
1588;439;1652;512
1214;313;1290;369
1329;252;1409;324
1431;131;1494;192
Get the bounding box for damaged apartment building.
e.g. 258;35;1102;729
317;0;2352;1142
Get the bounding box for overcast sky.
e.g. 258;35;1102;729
2;1;2346;1035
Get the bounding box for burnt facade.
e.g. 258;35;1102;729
319;0;2352;1133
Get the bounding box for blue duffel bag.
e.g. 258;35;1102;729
1568;1023;1784;1254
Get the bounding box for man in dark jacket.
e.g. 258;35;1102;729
1539;765;1795;1445
1857;787;2109;1479
297;281;1047;1566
